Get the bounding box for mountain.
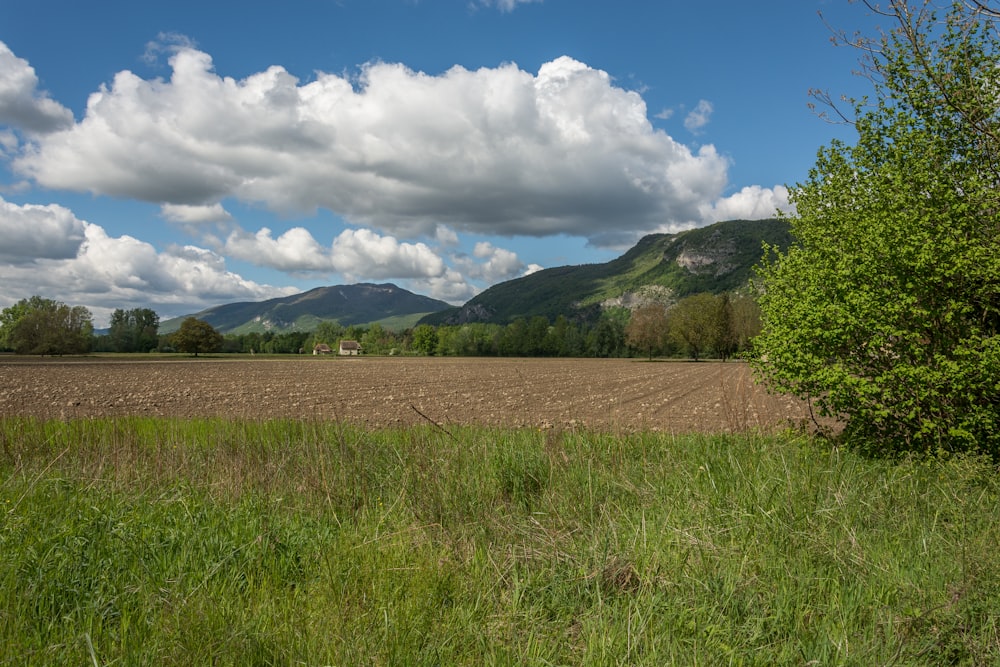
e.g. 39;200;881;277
160;283;452;335
159;219;793;335
420;218;793;326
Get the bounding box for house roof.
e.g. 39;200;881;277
339;340;361;350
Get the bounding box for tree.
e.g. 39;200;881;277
588;308;628;358
667;293;724;361
411;324;438;356
526;316;553;356
713;293;738;362
498;318;529;356
550;315;586;357
0;296;93;355
728;292;762;355
171;318;223;356
0;296;43;350
361;323;391;355
108;308;160;352
312;321;345;348
753;1;1000;456
625;304;670;359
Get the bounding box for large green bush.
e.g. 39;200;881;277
753;1;1000;457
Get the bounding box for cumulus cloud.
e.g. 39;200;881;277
14;46;733;246
330;228;446;279
408;269;479;305
684;99;713;133
435;224;459;246
219;225;448;280
0;196;86;262
223;226;330;272
458;241;529;282
701;184;794;222
160;202;234;225
214;219;542;303
0;42;74;134
0;201;297;325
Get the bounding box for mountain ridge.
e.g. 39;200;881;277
421;217;792;325
160;218;792;334
160;283;451;335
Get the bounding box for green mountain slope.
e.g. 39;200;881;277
421;218;792;325
161;283;452;335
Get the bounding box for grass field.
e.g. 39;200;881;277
2;416;999;665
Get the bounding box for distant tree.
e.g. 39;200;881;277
625;303;670;360
344;325;366;344
0;296;93;355
171;317;223;356
361;323;391;355
667;293;723;361
108;307;159;352
221;334;244;354
713;294;738;362
549;315;586;357
238;332;264;354
260;331;309;354
588;308;628;358
312;321;345;347
0;297;41;350
728;292;762;354
498;318;529;356
411;324;438;356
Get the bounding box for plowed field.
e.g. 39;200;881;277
0;356;823;433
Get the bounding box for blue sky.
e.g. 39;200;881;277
0;0;882;326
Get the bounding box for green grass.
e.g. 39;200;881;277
2;417;999;665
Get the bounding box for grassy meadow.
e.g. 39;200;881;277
1;417;999;665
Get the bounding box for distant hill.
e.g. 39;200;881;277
160;283;452;335
420;218;793;326
159;219;793;335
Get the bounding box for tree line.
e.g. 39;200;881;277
0;292;761;360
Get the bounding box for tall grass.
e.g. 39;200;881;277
1;416;999;664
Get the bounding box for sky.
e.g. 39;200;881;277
0;0;884;327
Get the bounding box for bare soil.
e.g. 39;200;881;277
0;356;822;434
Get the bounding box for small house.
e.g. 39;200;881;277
339;340;362;356
312;343;333;355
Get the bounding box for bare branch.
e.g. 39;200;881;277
966;1;1000;19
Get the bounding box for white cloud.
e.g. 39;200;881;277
223;226;330;272
0;42;74;135
160;202;234;224
684;99;713;133
220;224;448;281
446;239;540;288
0;129;18;155
468;241;527;282
14;46;732;246
408;269;478;305
477;0;541;11
0;203;297;326
0;196;86;262
330;228;446;279
701;184;794;222
435;224;459;246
